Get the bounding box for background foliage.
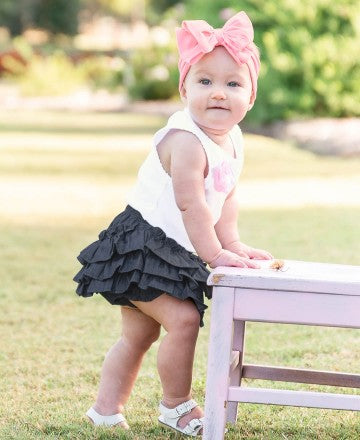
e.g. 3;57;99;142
1;38;125;96
127;45;179;100
183;0;360;123
0;0;80;36
0;0;359;123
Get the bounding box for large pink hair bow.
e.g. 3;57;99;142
176;11;260;102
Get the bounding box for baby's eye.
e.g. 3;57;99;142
228;81;240;87
199;78;211;85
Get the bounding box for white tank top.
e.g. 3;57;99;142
128;107;244;253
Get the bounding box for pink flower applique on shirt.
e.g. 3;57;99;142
212;161;236;193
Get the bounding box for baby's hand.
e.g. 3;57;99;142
245;246;273;260
226;242;273;261
209;249;260;269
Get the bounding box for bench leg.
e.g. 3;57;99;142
227;320;246;423
204;287;235;440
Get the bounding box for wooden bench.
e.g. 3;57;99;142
203;260;360;439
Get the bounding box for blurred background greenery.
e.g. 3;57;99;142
0;0;359;124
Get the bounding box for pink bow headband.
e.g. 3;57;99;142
176;11;260;102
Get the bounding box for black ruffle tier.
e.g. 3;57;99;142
73;205;212;326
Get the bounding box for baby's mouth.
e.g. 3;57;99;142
208;106;229;110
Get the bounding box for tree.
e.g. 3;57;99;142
0;0;80;36
83;0;148;21
34;0;80;35
0;0;37;35
149;0;180;14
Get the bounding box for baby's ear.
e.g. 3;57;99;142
179;85;187;103
247;93;255;111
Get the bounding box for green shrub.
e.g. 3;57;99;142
78;55;125;91
15;51;87;96
2;37;125;96
127;45;179;100
183;0;360;123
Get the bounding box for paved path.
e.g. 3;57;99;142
0;133;152;150
238;177;360;208
1;175;359;224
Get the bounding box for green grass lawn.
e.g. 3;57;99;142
1;110;359;439
1;109;360;180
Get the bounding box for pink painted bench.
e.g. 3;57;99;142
203;260;360;439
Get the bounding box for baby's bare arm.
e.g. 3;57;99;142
168;131;258;268
214;186;241;248
170;131;222;263
215;186;273;261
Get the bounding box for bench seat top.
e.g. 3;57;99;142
207;260;360;295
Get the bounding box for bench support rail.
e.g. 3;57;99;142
241;364;360;388
228;387;360;411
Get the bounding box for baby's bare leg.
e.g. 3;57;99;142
93;306;160;420
131;295;203;429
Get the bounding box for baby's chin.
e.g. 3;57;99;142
189;111;237;133
199;121;236;136
206;108;246;123
204;114;239;129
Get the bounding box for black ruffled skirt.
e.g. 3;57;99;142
73;205;212;326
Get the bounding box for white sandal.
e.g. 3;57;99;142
158;399;204;436
86;407;128;427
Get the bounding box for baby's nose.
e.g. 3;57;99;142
211;89;226;100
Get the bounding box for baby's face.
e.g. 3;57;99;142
180;46;253;134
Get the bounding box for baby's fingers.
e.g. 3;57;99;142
232;257;259;269
261;251;274;260
243;259;260;269
236;251;250;258
231;258;248;268
253;249;273;260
